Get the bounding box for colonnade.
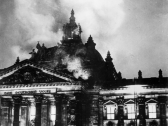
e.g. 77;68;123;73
1;94;168;126
0;93;85;126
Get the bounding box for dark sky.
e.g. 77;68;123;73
0;0;168;79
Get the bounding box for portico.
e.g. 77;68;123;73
0;87;83;126
0;61;85;126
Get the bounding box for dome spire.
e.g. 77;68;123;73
105;51;112;62
62;9;82;42
71;9;74;15
85;35;96;49
70;9;75;24
104;51;118;84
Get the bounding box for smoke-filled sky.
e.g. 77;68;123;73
0;0;168;79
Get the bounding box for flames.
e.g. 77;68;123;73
62;55;90;80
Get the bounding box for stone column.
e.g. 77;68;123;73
158;96;167;126
34;95;43;126
54;94;63;126
75;93;83;126
81;97;87;126
116;96;124;126
67;100;76;126
47;100;51;126
98;98;103;126
42;98;50;126
62;96;68;126
138;97;146;126
12;96;22;126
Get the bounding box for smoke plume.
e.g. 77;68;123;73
62;55;90;80
0;0;168;79
0;0;67;68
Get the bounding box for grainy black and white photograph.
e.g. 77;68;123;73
0;0;168;126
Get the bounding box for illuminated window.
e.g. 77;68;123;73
30;105;36;121
127;104;135;119
106;105;115;119
51;105;56;125
148;103;156;118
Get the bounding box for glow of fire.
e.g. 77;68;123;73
115;85;147;95
62;56;90;80
125;85;147;94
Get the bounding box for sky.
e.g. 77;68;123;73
0;0;168;79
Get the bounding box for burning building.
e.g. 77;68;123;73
0;10;168;126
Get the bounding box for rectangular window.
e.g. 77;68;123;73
106;105;115;119
127;104;135;119
148;104;156;118
51;105;56;121
30;105;36;121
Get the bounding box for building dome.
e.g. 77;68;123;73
28;10;107;83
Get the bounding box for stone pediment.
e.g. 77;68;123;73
124;99;135;104
104;100;117;105
0;61;74;85
145;99;158;104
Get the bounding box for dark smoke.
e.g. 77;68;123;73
0;0;168;79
